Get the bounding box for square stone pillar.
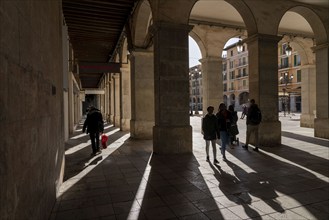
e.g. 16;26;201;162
300;65;316;128
152;22;193;154
121;65;131;131
200;56;223;114
130;49;154;139
246;34;282;146
314;44;329;139
109;76;114;124
113;73;121;127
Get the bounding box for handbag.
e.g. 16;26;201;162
229;124;239;136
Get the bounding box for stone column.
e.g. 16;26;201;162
200;56;223;113
121;65;131;131
110;75;115;125
152;22;192;154
314;43;329;139
246;34;282;146
130;49;154;139
300;65;316;127
113;73;121;127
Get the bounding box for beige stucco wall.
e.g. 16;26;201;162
0;1;64;219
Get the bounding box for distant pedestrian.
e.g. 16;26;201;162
83;106;104;156
241;104;248;119
216;103;232;161
202;106;220;164
228;105;239;146
242;99;262;151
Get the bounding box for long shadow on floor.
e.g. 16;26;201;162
229;147;329;219
260;143;329;178
63;122;126;181
282;131;329;147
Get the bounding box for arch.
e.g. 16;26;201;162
279;6;328;44
224;0;258;36
229;93;235;106
131;0;153;48
189;31;206;61
239;92;249;106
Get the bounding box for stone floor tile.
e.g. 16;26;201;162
310;200;329;213
116;210;147;220
137;196;166;210
143;206;176;220
94;204;115;217
228;204;265;219
192;198;224;211
251;199;285;214
290;205;329;220
179;212;210;220
169;202;201;217
112;200;141;215
205;208;242;220
183;190;210;202
110;191;135;203
161;193;190;205
268;209;307;220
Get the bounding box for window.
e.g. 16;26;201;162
280;57;289;68
294;54;301;66
282;44;287;55
243;68;247;76
224;83;227;91
243;80;246;87
242;46;245;52
223;73;227;81
230;61;234;68
230;71;235;79
230;82;234;90
230;50;233;56
243;57;246;65
297;70;301;82
238;69;241;77
222;63;227;71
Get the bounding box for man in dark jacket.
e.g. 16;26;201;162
83;106;104;156
242;99;262;151
202;106;220;164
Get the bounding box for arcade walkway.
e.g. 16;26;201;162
50;114;329;220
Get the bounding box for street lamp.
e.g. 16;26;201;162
279;72;294;116
237;37;243;53
285;42;292;56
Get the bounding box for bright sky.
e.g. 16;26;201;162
189;36;239;67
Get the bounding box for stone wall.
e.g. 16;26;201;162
0;1;64;219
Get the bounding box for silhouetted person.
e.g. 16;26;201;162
242;99;262;151
202;106;220;164
216;103;232;161
83;106;104;156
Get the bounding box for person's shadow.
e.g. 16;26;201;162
209;160;284;219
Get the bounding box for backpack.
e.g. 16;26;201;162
250;107;262;125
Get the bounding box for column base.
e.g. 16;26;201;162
153;125;192;154
314;118;329;139
121;118;130;131
114;115;121;127
300;113;315;128
130;120;154;139
258;121;281;147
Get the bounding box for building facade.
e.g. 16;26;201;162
189;40;302;113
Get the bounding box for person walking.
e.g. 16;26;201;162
83;106;104;156
228;104;239;146
202;106;220;164
216;103;232;161
241;104;248;119
242;99;262;151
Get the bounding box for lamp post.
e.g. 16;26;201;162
280;72;293;117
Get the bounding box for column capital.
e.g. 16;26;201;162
150;21;193;35
312;42;329;51
245;33;282;44
199;56;223;64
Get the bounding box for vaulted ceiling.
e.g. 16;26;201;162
62;0;327;89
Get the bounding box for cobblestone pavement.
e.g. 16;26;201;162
50;113;329;220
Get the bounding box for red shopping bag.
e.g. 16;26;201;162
101;134;108;149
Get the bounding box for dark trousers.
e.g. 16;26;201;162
89;132;100;153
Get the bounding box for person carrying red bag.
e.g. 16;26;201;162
101;133;108;149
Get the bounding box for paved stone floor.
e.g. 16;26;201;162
50;113;329;220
